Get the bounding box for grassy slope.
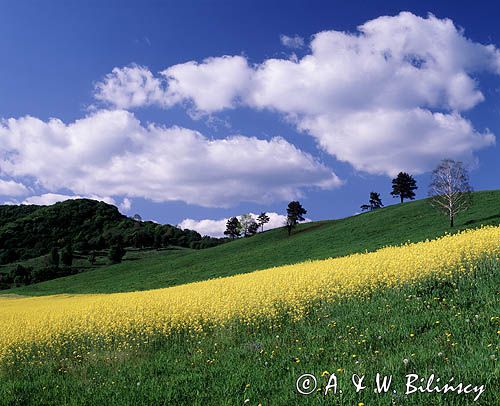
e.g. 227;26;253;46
10;190;500;296
1;257;498;405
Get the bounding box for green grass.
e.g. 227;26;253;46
9;190;500;296
1;257;498;405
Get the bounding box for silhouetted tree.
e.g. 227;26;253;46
286;201;307;236
224;217;242;239
88;250;97;265
391;172;418;203
0;248;18;265
429;159;472;227
108;244;126;264
257;212;270;232
361;192;384;212
61;245;73;267
154;232;162;249
10;264;32;286
49;247;60;267
247;220;259;236
161;233;170;247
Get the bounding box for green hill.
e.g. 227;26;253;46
0;199;225;289
9;189;500;296
0;199;222;264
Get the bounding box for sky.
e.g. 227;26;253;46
0;0;499;237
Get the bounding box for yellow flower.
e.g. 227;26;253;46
0;225;499;363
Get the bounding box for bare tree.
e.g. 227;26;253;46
428;159;472;227
239;213;257;237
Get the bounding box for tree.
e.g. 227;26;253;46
361;192;384;212
161;233;170;247
391;172;418;203
247;220;259;236
108;244;126;264
61;245;73;267
257;212;270;232
153;232;162;249
286;201;307;236
10;264;32;286
240;214;258;237
132;213;142;222
88;250;97;265
224;217;242;239
49;247;60;267
429;159;473;227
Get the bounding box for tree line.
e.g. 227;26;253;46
225;158;473;242
0;199;226;289
0;199;225;266
359;159;473;227
224;201;308;239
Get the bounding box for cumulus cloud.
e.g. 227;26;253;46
94;65;170;109
96;57;252;114
95;12;499;175
280;34;305;49
0;179;30;196
298;109;494;176
21;193;117;206
178;212;308;237
161;55;253;114
119;197;132;212
0;109;340;208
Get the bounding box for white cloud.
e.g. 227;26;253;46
96;57;252;115
96;12;499;175
280;34;305;49
15;193;133;215
0;179;29;196
94;65;170;109
119;197;132;212
161;55;252;114
0;109;340;208
298;109;494;176
178;217;229;238
21;193;117;206
179;212;309;237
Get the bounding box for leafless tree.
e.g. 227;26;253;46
428;159;472;227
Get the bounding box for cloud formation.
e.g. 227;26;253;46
280;34;305;49
0;110;340;208
0;179;30;197
95;12;499;175
94;65;170;109
21;193;117;206
179;212;307;237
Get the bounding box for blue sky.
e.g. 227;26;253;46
0;1;499;236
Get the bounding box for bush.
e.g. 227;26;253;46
10;265;33;286
48;247;60;267
32;267;57;283
108;245;126;264
61;246;73;267
0;248;19;265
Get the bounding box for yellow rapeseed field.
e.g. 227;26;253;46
0;226;499;363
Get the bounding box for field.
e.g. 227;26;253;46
0;223;499;404
8;190;500;296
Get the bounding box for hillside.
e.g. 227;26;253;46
0;199;223;264
10;189;500;296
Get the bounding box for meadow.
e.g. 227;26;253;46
9;190;500;296
0;225;499;404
